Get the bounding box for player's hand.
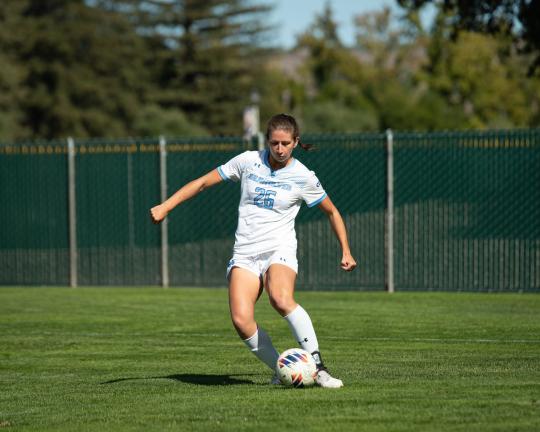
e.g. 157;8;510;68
150;204;168;224
340;252;357;272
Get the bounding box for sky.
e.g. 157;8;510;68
270;0;432;48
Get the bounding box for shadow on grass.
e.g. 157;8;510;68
101;374;256;386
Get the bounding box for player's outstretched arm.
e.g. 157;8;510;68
150;169;223;224
318;196;357;272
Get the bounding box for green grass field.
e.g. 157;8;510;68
1;287;539;431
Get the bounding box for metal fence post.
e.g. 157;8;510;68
257;132;265;151
159;136;169;288
385;129;395;293
67;137;77;288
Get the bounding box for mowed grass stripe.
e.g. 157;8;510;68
1;287;539;432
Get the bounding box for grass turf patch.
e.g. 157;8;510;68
0;287;539;431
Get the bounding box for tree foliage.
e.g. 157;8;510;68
96;0;273;135
397;0;540;72
0;0;539;140
269;2;539;132
0;0;154;139
0;0;272;139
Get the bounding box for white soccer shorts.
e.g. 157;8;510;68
226;248;298;279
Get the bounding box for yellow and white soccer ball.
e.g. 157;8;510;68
276;348;317;388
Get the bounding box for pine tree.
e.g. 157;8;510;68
0;2;30;140
99;0;272;135
1;0;152;139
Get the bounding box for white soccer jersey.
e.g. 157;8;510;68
218;150;327;255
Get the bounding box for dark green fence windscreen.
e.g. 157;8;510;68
0;130;538;291
393;131;539;292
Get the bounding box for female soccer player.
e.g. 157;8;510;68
150;113;356;388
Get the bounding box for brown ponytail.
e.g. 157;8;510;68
298;141;313;151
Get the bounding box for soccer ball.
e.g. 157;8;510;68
276;348;317;388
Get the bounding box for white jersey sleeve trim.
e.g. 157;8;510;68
217;166;230;181
299;167;326;207
307;192;327;208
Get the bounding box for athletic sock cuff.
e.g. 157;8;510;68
283;304;301;320
243;329;258;343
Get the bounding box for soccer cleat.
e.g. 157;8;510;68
315;368;343;388
270;373;282;385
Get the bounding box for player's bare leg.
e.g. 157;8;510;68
264;263;298;317
229;267;260;338
265;264;344;388
228;267;280;373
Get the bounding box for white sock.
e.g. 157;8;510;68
284;304;320;358
243;327;280;371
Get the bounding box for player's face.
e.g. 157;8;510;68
268;129;298;166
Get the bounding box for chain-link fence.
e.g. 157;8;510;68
0;130;538;291
394;130;539;291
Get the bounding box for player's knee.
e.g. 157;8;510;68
230;310;254;336
268;291;295;316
